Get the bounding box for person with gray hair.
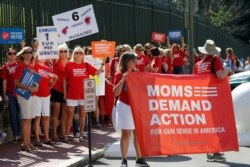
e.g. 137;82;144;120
133;43;151;72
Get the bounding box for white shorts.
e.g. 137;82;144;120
33;95;51;117
116;100;135;130
66;99;84;107
17;95;35;119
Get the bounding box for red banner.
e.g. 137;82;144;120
126;72;239;156
151;32;166;43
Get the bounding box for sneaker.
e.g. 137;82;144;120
121;158;128;167
207;153;226;162
136;158;150;167
0;131;6;144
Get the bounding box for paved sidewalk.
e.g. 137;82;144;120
0;125;119;167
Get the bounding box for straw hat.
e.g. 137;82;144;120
198;39;221;55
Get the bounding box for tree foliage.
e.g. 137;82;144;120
149;0;250;42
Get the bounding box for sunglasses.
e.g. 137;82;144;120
8;52;16;56
59;50;68;54
75;51;84;55
23;51;33;54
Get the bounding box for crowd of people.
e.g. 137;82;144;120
0;36;247;166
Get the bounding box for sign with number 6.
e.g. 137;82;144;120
52;4;99;43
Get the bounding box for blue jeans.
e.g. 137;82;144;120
173;66;184;74
73;107;79;134
7;93;21;137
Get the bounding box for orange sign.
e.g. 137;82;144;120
126;72;239;156
151;32;166;43
91;41;116;58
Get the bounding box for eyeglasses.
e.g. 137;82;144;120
23;51;33;54
59;50;68;54
74;52;84;55
8;52;16;56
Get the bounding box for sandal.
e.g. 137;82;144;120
21;144;32;152
61;136;69;143
35;141;43;147
79;136;86;143
44;140;53;145
52;137;60;143
29;144;37;150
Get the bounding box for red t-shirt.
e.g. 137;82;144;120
173;50;185;67
114;72;129;105
110;57;120;77
1;62;18;94
53;59;66;93
151;56;163;73
136;54;150;72
64;62;97;99
193;56;223;74
34;63;53;97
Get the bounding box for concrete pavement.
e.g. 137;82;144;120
0;125;119;167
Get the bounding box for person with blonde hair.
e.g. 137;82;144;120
15;46;38;152
163;48;173;74
63;46;105;142
51;43;69;143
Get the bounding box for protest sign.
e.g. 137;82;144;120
15;69;41;100
126;72;239;156
151;32;166;43
91;41;116;58
0;28;24;44
85;55;105;96
52;4;98;43
36;26;59;59
168;30;182;40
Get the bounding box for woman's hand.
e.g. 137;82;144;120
122;72;128;82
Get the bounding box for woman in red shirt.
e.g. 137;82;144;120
114;52;150;167
51;43;68;143
14;46;38;152
33;58;58;146
63;46;105;142
1;48;21;142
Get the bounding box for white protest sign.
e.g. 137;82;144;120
84;79;96;112
85;55;105;96
36;26;59;59
52;4;99;43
